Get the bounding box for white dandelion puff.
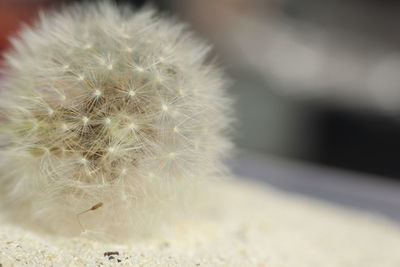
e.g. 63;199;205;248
0;1;232;241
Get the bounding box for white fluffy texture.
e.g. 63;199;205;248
0;2;231;240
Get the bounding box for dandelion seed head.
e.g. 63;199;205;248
0;1;232;241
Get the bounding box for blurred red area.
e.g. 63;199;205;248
0;1;54;55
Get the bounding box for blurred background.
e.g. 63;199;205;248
1;0;400;219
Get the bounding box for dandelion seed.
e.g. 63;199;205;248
108;146;116;154
80;157;88;165
93;89;102;97
61;123;69;131
128;123;136;130
82;116;89;124
77;202;103;232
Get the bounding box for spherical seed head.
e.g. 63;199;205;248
0;2;232;240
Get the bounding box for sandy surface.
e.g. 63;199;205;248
1;179;400;266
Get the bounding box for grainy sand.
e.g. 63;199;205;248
1;179;400;266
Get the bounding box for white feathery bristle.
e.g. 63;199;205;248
0;1;232;241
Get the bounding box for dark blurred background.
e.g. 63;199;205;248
2;0;400;217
